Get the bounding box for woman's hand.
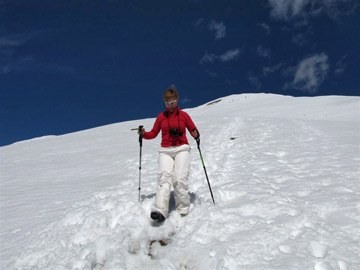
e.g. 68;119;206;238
191;129;199;139
138;127;145;136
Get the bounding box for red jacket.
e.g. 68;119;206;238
143;107;198;147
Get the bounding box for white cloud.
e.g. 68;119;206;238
0;35;28;75
225;79;238;85
268;0;358;21
181;97;192;104
0;31;47;48
334;55;347;75
292;32;309;46
322;0;359;19
269;0;312;21
208;20;226;40
0;55;34;74
290;53;329;94
220;49;241;62
0;64;11;74
258;23;272;35
200;48;241;64
0;39;23;48
194;18;204;27
257;46;271;59
0;31;48;74
0;36;27;48
248;74;262;90
206;70;219;77
199;52;218;64
263;63;284;76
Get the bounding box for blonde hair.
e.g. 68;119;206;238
163;89;179;102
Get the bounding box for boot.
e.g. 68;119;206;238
150;211;165;223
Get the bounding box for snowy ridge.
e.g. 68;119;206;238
1;94;359;269
188;93;359;122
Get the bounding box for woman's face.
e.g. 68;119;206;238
165;98;178;112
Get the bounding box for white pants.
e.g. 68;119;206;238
154;144;191;217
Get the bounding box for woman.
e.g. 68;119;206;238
138;85;199;223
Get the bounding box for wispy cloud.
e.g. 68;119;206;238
257;46;271;59
334;55;347;75
0;56;34;74
0;65;11;74
248;74;262;90
194;18;204;27
200;48;241;64
322;0;359;19
181;97;192;104
220;49;241;61
268;0;313;21
263;63;284;76
0;38;24;48
258;23;272;35
0;30;48;74
225;79;238;85
205;70;238;86
206;70;219;77
0;29;79;77
0;35;28;48
287;53;329;94
0;30;47;48
292;32;309;46
268;0;358;21
200;52;218;64
208;20;226;40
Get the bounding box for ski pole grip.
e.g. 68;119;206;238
138;125;143;146
192;128;200;147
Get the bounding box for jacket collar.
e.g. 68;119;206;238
166;106;179;116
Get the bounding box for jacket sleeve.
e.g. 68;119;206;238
143;114;162;140
183;112;199;138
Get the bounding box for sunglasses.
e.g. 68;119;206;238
164;100;177;106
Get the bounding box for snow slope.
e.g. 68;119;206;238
1;93;359;270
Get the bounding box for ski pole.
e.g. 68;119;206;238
138;125;143;202
195;137;215;204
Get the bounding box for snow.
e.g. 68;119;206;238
1;93;359;270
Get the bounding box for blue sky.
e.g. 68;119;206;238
0;0;359;146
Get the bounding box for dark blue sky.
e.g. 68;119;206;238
1;0;359;146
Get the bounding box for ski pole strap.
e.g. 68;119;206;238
195;137;200;148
